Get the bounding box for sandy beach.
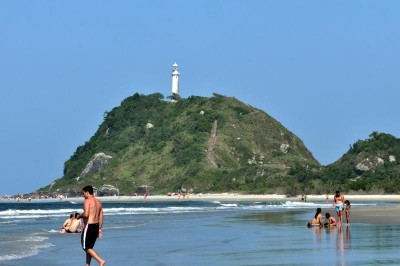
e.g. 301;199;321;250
59;193;400;204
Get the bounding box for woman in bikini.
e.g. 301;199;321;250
307;208;323;227
333;190;344;224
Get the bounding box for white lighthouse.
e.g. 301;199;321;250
171;62;180;99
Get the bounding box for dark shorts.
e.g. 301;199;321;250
81;223;99;251
67;229;80;233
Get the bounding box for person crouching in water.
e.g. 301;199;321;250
307;208;323;227
324;213;337;227
68;212;82;233
61;214;73;233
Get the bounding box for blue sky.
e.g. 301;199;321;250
1;1;399;196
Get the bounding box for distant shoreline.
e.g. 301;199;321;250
2;193;400;225
3;193;400;203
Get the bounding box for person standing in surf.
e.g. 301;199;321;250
78;185;105;266
333;190;344;225
344;200;351;226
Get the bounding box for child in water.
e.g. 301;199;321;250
324;213;337;227
344;200;351;226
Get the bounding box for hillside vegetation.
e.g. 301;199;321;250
39;93;320;196
324;132;400;193
37;94;400;196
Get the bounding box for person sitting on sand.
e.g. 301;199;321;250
307;208;323;227
68;213;82;233
61;214;74;233
324;213;337;227
344;200;351;226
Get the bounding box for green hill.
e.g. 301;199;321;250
38;93;321;196
324;132;400;193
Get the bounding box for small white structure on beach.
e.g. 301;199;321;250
171;62;180;99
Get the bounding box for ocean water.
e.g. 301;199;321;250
0;199;399;265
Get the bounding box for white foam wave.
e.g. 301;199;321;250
16;235;48;243
0;236;53;261
0;208;79;215
103;206;207;215
0;208;81;220
281;201;376;209
0;201;377;221
220;203;238;207
282;201;324;208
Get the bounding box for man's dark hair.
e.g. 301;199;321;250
82;185;94;195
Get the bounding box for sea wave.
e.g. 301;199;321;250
0;235;53;261
281;201;376;209
0;208;81;219
0;201;377;220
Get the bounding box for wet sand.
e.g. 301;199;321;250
346;205;400;225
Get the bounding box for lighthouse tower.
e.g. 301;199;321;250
171;62;180;99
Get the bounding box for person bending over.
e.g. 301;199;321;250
324;213;337;227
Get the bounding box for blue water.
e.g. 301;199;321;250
0;200;399;265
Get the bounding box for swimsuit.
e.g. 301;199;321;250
334;195;343;211
81;223;99;251
335;204;343;211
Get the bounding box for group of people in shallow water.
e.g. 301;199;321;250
61;212;82;233
307;190;351;228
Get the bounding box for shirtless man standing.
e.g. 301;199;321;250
333;190;345;225
78;186;105;266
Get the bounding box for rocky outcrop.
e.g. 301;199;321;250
135;185;152;195
97;184;119;196
146;123;154;130
355;157;384;172
280;144;290;153
80;153;112;177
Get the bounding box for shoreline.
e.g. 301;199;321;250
4;193;400;203
1;194;399;225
